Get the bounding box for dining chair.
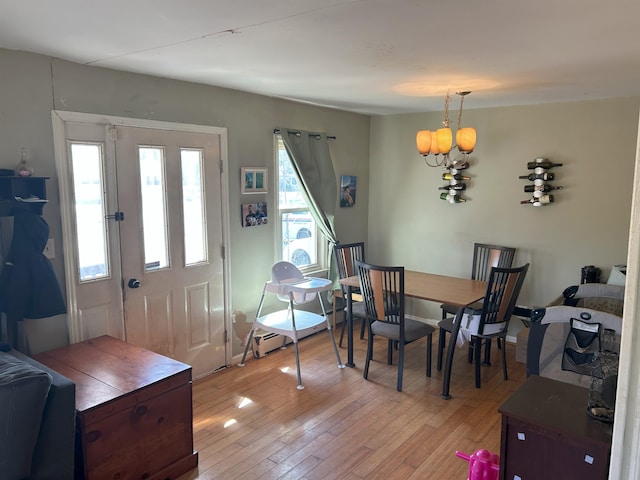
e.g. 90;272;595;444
451;263;529;388
332;242;367;347
355;260;433;392
437;243;516;370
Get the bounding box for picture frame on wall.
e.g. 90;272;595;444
241;167;268;194
340;175;357;207
242;202;268;227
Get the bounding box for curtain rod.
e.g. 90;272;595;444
273;128;336;140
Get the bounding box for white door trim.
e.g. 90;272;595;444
51;110;232;368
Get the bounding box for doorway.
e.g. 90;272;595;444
52;112;230;378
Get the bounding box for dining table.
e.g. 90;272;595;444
338;270;487;399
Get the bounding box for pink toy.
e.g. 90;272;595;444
456;449;500;480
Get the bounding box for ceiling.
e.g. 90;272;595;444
2;0;640;115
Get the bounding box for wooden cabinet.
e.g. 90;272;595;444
499;375;612;480
34;336;198;480
0;175;48;216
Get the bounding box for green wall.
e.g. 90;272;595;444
369;99;639;326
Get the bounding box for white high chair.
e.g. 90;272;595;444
239;261;345;389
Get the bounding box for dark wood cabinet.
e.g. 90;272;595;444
499;375;612;480
0;175;48;216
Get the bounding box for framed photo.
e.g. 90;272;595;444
242;202;268;228
340;175;357;208
241;167;268;194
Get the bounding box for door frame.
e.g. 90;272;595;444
51;110;232;366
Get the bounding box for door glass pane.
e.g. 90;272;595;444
181;148;207;265
70;142;109;281
139;146;169;270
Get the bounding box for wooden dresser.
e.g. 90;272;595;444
498;375;612;480
34;335;198;480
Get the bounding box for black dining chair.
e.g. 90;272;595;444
333;242;367;347
437;243;516;370
453;263;529;388
355;260;433;392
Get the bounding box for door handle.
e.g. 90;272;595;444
128;278;141;289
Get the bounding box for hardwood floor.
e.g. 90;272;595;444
178;324;526;480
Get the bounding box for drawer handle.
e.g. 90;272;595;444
135;405;148;417
86;430;101;442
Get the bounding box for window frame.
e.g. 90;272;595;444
275;135;326;274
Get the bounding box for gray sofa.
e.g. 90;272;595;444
0;347;75;480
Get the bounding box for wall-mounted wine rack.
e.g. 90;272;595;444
439;159;469;204
519;157;563;206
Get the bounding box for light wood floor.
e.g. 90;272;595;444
178;323;526;480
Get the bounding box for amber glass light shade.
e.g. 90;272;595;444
436;127;452;154
456;127;477;153
430;132;440;155
416;130;432;155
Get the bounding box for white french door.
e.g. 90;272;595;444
52;112;230;378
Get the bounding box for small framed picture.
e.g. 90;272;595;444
241;167;268;194
340;175;357;207
242;202;268;227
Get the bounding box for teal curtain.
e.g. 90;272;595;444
278;128;339;286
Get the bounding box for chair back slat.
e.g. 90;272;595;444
355;261;404;325
334;242;365;280
479;263;529;335
472;243;516;282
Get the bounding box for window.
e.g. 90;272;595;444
276;136;323;271
70;142;110;282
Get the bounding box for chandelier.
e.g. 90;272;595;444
416;91;476;168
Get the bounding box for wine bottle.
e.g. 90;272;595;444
526;158;563;169
442;173;470;181
438;183;467;191
440;192;467;203
519;172;555;181
520;194;554;205
524;184;563;193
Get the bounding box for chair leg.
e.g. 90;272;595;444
474;338;482;388
327;323;345;369
363;331;374;380
338;310;347;348
426;333;432;377
293;341;304;390
501;336;508;381
360;316;367;340
468;342;474;364
483;339;492;366
437;327;446;371
397;341;404;392
387;339;393;365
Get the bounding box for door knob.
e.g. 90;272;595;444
128;278;141;289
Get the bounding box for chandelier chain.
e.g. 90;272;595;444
443;91;451;128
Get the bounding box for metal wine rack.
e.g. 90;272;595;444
519;157;563;206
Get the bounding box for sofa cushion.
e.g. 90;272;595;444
0;352;53;480
10;350;76;480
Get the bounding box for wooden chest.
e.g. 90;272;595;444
34;335;198;480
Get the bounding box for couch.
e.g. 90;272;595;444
0;346;75;480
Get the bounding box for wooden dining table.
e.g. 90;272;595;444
339;270;487;399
